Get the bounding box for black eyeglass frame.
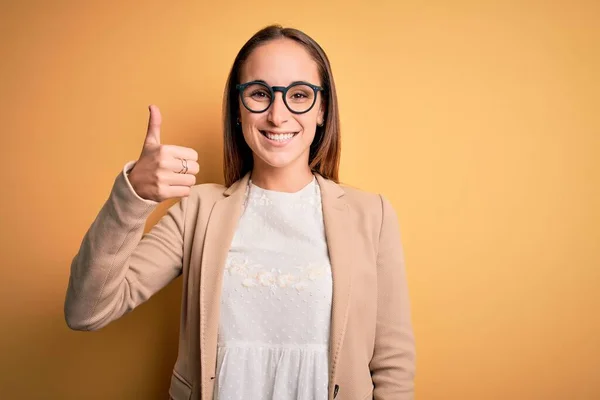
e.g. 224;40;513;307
236;80;325;114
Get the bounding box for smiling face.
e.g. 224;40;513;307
238;38;325;175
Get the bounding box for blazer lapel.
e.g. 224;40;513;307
198;172;249;400
315;174;354;399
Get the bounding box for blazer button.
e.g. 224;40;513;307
334;384;339;398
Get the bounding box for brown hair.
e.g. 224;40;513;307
222;24;341;187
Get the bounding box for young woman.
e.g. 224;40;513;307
65;25;415;400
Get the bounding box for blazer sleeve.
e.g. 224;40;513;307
64;161;187;331
370;195;416;399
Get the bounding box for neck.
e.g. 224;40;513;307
250;160;314;193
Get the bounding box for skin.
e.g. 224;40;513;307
239;38;325;193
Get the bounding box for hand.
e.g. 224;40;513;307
128;105;200;202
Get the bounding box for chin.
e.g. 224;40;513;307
256;152;305;170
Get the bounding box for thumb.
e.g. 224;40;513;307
144;104;161;146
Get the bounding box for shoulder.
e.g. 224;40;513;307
338;183;399;228
191;182;228;196
173;182;230;221
339;183;385;212
187;182;228;204
338;184;402;260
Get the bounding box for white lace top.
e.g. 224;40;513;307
213;175;333;400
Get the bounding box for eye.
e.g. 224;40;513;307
287;84;314;103
291;92;308;99
249;89;270;99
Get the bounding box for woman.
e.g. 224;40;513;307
64;25;415;400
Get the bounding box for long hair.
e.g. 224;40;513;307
222;25;341;187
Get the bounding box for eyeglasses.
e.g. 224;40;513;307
236;80;324;114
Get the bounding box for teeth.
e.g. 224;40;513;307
265;132;296;141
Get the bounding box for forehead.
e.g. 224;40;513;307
240;38;320;86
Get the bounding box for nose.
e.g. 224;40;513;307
266;92;289;126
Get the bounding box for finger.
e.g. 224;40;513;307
163;144;199;161
164;185;192;199
145;105;162;146
158;158;199;175
166;173;197;187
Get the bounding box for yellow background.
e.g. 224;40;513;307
1;1;598;399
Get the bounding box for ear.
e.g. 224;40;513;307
317;99;326;126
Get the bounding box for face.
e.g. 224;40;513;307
238;38;325;173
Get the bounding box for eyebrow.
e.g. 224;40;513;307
244;79;317;87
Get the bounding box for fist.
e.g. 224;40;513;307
128;105;200;202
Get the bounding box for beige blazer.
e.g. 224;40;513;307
64;162;416;400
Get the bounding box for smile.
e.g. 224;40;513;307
260;130;299;143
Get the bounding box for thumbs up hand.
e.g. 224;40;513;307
128;105;200;202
